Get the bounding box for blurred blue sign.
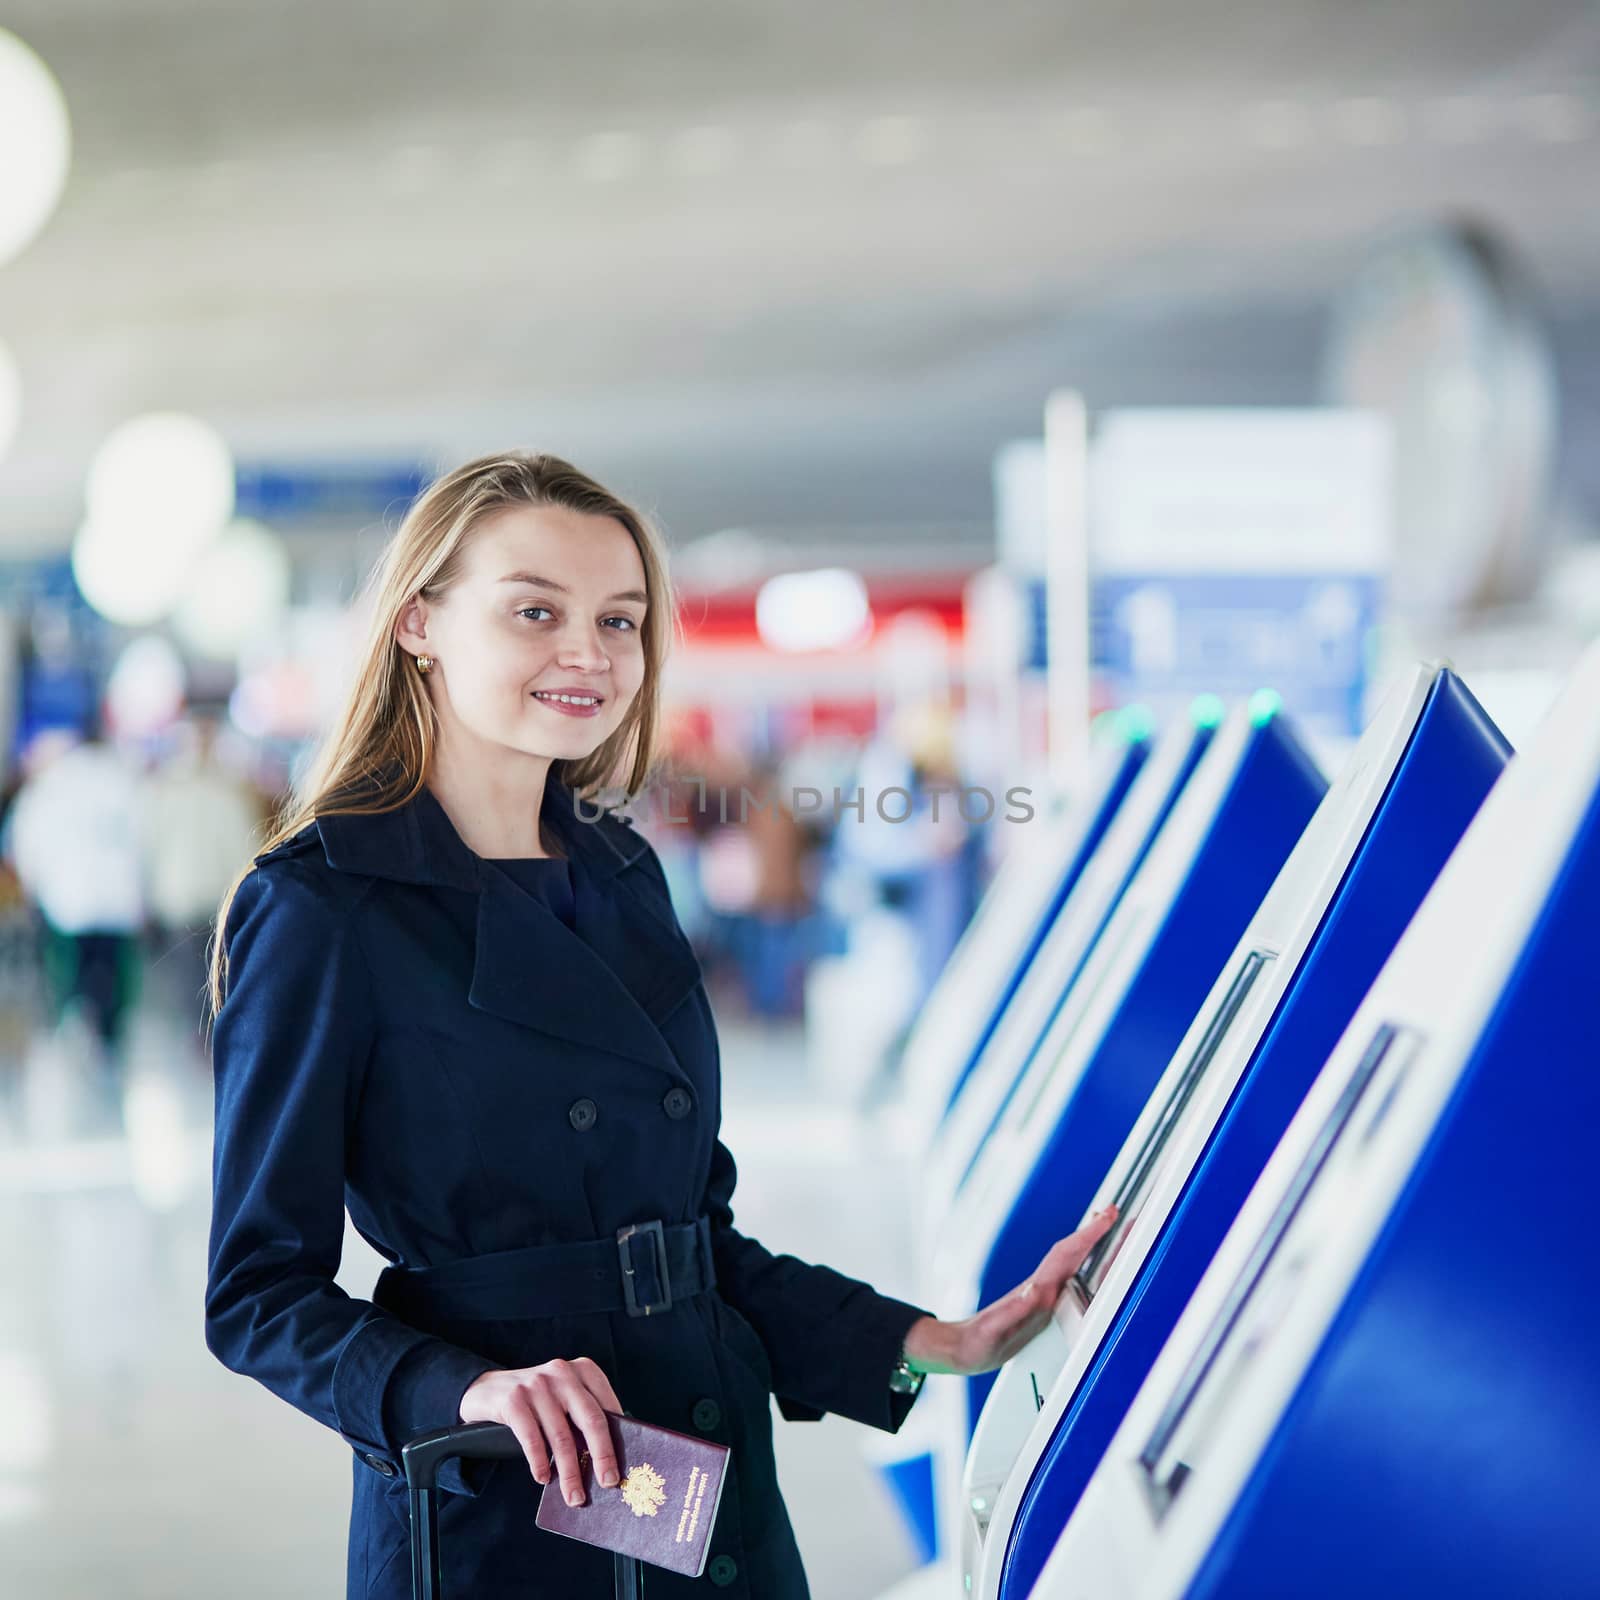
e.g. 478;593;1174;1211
1092;572;1380;736
234;462;430;523
1088;409;1392;740
1021;577;1049;673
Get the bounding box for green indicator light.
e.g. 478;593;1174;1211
1117;703;1156;743
1190;693;1225;730
1249;688;1283;726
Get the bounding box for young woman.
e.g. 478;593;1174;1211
203;452;1115;1599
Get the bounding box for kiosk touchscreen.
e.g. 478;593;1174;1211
919;700;1324;1554
1035;640;1600;1600
970;665;1510;1600
896;728;1149;1157
917;711;1212;1256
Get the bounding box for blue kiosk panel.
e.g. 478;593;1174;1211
967;714;1325;1428
951;722;1213;1184
1180;772;1600;1600
999;671;1511;1598
942;736;1149;1119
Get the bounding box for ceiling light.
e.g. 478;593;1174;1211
86;412;235;557
0;339;20;465
575;131;644;183
71;518;192;627
756;568;873;653
856;116;928;167
0;29;71;267
173;519;292;659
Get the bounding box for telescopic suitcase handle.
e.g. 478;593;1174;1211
402;1423;521;1600
401;1422;644;1600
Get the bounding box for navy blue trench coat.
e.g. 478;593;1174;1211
204;774;930;1598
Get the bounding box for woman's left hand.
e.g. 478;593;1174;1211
901;1205;1118;1377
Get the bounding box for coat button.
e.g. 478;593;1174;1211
662;1087;693;1120
363;1452;397;1477
707;1554;738;1587
568;1098;598;1132
691;1397;722;1433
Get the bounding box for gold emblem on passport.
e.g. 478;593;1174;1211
620;1462;667;1518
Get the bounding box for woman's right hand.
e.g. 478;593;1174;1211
458;1360;623;1506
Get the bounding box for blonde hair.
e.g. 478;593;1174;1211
205;450;677;1019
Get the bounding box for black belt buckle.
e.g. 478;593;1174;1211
617;1220;672;1317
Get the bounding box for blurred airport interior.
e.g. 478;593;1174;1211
0;4;1598;1597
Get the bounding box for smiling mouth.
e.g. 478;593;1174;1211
532;690;605;708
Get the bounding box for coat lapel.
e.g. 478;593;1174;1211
468;865;700;1079
315;773;704;1079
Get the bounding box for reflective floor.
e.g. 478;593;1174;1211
0;972;923;1598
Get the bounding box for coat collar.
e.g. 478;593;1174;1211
311;776;698;1080
314;773;649;890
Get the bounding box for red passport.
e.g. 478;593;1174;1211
533;1412;730;1579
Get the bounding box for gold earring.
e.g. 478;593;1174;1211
415;654;435;675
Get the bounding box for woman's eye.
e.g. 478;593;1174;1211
516;606;638;630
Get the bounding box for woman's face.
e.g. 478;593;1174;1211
403;503;650;767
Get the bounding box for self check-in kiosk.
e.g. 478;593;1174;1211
883;713;1203;1561
882;715;1205;1565
967;664;1510;1600
896;728;1149;1157
919;700;1325;1556
917;711;1214;1257
1034;640;1600;1600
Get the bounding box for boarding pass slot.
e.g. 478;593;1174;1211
1072;950;1275;1307
1134;1021;1423;1520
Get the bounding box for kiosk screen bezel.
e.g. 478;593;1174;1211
1071;949;1274;1305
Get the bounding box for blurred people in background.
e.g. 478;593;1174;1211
832;703;981;1029
685;744;764;997
0;771;40;1076
138;713;265;1034
667;747;825;1019
4;719;146;1071
898;705;983;1011
735;758;815;1018
645;723;727;957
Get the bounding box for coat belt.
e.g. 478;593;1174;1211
373;1217;716;1324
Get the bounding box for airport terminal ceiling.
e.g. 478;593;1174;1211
1;0;1598;546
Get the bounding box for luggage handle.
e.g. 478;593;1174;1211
401;1422;644;1599
402;1423;521;1600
